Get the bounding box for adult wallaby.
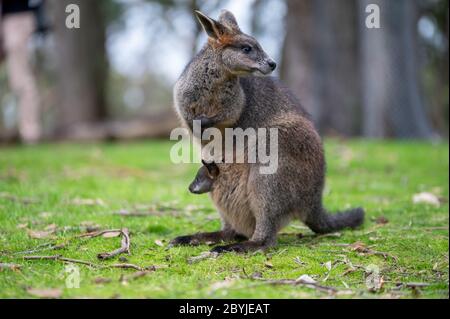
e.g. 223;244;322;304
171;10;364;252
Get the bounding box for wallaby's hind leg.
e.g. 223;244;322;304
211;210;279;253
169;226;246;247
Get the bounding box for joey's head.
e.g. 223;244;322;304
188;160;220;195
195;10;276;76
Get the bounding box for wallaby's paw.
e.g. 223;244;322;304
196;115;214;130
210;241;265;254
169;235;200;247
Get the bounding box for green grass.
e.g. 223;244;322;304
0;140;448;299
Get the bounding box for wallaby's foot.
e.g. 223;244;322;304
169;230;246;247
211;240;273;254
169;234;202;246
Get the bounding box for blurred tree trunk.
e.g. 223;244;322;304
281;0;360;136
189;0;201;57
50;0;108;137
280;0;317;123
359;0;435;138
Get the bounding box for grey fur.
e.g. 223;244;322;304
171;10;364;252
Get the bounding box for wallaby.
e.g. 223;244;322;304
171;10;364;253
189;160;220;194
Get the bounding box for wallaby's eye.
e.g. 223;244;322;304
242;45;252;54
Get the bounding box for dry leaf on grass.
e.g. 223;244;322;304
70;198;106;206
39;212;53;219
0;263;21;271
349;241;368;252
26;288;62;298
209;279;235;293
80;221;101;232
154;239;164;247
373;216;389;225
27;229;55;239
45;224;58;231
413;192;440;206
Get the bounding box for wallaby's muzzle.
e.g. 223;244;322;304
267;60;277;71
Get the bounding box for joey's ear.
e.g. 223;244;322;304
209;163;219;178
218;10;240;33
194;10;228;40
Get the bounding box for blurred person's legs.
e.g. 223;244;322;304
2;12;41;143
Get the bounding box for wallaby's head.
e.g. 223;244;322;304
195;10;276;76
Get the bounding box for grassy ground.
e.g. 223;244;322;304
0;140;448;299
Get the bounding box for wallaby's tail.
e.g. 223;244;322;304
305;207;365;234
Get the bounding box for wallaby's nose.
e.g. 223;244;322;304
268;60;277;71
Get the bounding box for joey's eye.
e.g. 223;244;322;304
242;45;252;53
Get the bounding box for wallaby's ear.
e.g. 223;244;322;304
218;10;240;33
202;160;219;178
194;10;228;40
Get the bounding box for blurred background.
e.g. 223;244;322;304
0;0;448;144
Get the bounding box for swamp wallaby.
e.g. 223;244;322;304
171;10;364;253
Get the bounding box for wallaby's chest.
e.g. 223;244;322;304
174;57;244;126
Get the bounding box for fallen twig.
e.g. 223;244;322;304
109;263;143;271
187;251;219;264
251;275;338;294
77;228;122;239
14;243;66;255
12;228;131;261
113;208;182;217
23;255;99;268
403;282;431;288
97;228;130;260
23;255;149;271
13;228;122;256
423;226;448;231
114;209;163;217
